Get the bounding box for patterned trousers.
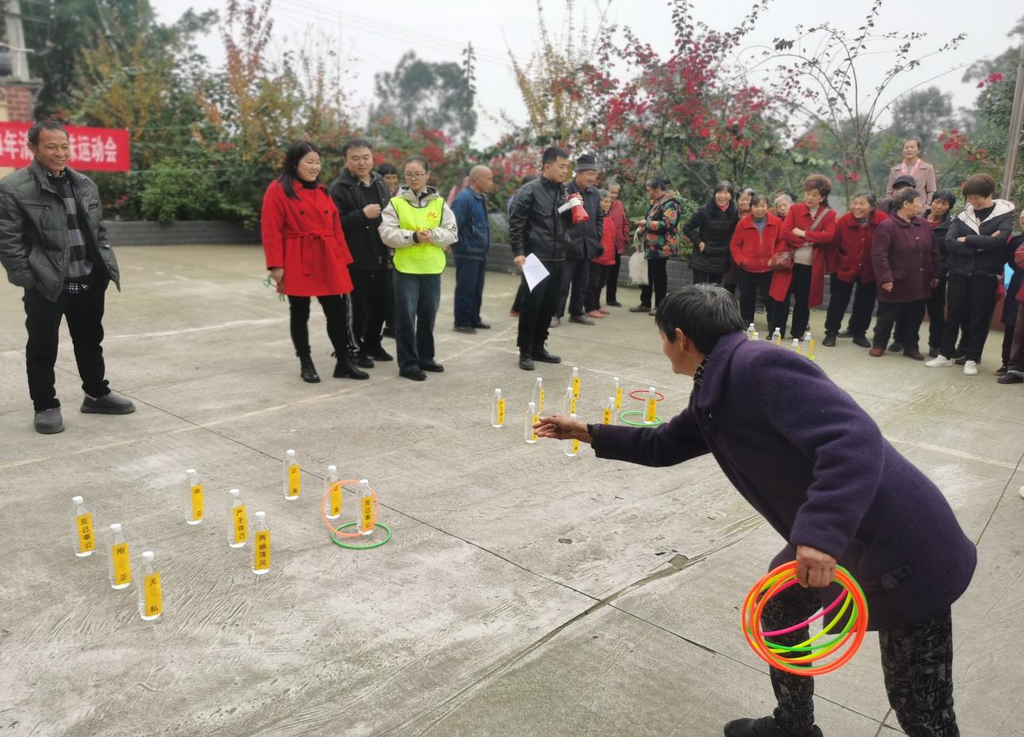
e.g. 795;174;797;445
765;585;959;737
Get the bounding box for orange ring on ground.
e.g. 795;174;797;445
320;479;381;538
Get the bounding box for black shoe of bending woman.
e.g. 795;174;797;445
299;355;320;383
332;352;370;380
723;715;823;737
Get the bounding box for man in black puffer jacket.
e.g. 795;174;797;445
555;154;604;326
683;182;740;284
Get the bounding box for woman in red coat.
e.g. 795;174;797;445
729;193;780;326
769;174;837;339
262;141;367;383
604;182;632;307
822;191;890;348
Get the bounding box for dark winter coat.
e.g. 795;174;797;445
923;209;952;272
565;178;605;260
509;176;574;262
871;213;940;303
828;209;889;285
450;187;490;261
591;332;977;632
683;199;739;274
944;199;1016;278
1003;234;1024;327
328;169;392;271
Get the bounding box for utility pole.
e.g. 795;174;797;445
4;0;30;80
1001;41;1024;200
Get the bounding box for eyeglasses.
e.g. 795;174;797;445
405;171;427;178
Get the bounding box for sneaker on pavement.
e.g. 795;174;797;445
887;342;904;353
649;308;658;316
821;332;837;347
34;407;65;434
550;316;561;328
81;393;136;415
629;305;651;313
724;715;823;737
569;315;595;325
532;347;562;363
399;368;427;381
851;334;871;348
473;321;491;330
419;361;444;373
963;360;978;376
607;301;622;307
519;353;535;371
925;355;953;368
367;346;393;362
454;325;477;334
997;371;1023;384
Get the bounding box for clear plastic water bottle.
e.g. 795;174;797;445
283;449;300;501
107;523;131;590
611;376;622;410
324;465;342;521
643;387;658;425
791;338;801;353
772;327;782;345
253;512;271;575
560;386;575;417
531;377;545;413
602;396;616;425
752;330;760;341
72;495;96;557
357;480;374;536
228;488;247;548
801;330;814;358
491;388;505;428
570;366;581;398
564;413;580;457
137;551;162;621
746;323;756;340
185;468;203;526
525;401;538;444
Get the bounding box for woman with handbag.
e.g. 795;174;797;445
768;174;837;339
629;177;680;315
683;181;740;285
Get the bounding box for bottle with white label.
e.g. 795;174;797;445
772;328;782;345
570;366;581;398
72;495;96;557
531;377;545;413
564;413;580;457
357;480;374;536
283;449;301;501
602;396;616;425
561;385;576;417
643;387;658;425
253;512;271;575
746;323;756;340
610;376;622;410
107;523;131;590
491;388;505;428
525;401;538;444
185;468;203;525
228;488;247;548
324;465;342;520
137;551;162;621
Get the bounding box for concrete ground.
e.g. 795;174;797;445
1;245;1022;737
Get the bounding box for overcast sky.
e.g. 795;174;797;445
152;0;1022;147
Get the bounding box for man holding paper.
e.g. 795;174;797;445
509;147;576;371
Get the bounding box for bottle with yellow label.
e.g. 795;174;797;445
570;366;580;399
137;551;162;621
531;377;545;413
185;468;204;526
525;401;538;444
283;449;301;501
602;396;616;426
357;480;374;536
324;465;342;521
643;387;658;425
107;523;131;590
563;413;580;457
228;488;247;548
491;388;505;428
611;376;622;410
252;512;271;575
72;495;96;557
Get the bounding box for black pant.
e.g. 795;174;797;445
771;263;812;339
383;267;395;332
349;266;389;354
926;273;947;349
873;300;927;351
691;268;723;285
940;274;999;362
825;275;877;336
557;257;590;318
640;258;669;308
453;256;486;327
737;271;773;325
24;282;110;412
511;281;528;313
766;585;958;737
517;260;563;352
585;262;609;313
606;252;621;304
1008;304;1024;372
288;294;350;359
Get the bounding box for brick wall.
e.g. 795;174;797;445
1;85;34;122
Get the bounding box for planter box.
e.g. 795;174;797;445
107;220;258;246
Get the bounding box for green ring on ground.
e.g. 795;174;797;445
330;521;393;549
619;410;664;427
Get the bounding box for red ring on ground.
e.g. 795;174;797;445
629;389;665;402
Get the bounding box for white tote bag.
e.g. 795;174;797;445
627;229;648;286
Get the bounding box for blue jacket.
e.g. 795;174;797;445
451;187;490;261
591;332;976;632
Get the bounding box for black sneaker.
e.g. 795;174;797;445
887;342;904;353
569;315;595;325
821;332;837;347
419;361;444;373
724;715;823;737
998;371;1023;385
356;353;375;369
367;346;394;362
453;325;477;334
81;393;136;415
607;301;623;307
34;407;65;434
851;334;871;348
473;321;491;330
399;368;427;381
531;348;562;364
519;353;535;371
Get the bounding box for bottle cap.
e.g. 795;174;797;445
495;388;501;395
142;550;154;562
529;401;536;410
328;464;337;473
186;468;196;475
255;511;266;520
229;488;240;497
72;495;83;504
649;386;656;392
570;413;577;420
359;479;369;485
286;449;296;457
110;523;122;532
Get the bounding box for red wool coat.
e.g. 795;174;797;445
261;180;354;297
730;213;782;274
769;203;837;308
593;210;617;265
607;200;631;255
827;209;890;285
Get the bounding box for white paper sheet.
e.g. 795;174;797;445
522;253;550;292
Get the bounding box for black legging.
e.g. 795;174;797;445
640;258;669;308
288;295;350;357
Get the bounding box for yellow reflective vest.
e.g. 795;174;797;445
391;196;447;275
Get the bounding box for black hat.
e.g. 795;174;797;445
575;154;598;172
892;174;917;190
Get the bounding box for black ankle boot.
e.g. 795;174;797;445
821;332;837;347
299;355;320;383
333;352;369;380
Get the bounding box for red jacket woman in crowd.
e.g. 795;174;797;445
768;174;837;340
604;182;632;307
822;191;889;348
729;193;781;326
262;140;367;383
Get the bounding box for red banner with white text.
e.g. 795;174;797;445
0;123;131;172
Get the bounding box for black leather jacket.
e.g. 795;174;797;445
509;177;573;262
329;169;392;270
565;179;604;259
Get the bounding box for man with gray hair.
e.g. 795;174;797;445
451;165;495;333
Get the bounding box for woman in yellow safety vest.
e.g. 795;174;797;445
379;156;459;381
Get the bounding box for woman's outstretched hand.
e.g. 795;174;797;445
534;415;593;445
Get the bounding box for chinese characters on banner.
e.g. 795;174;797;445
0;123;131;172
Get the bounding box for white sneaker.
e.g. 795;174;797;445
963;360;978;376
925;355;953;368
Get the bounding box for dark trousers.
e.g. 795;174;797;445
825;275;877;336
393;271;441;372
349;266;389;354
511;281;528;313
873;300;927;351
517;260;563;352
1007;304;1024;373
737;270;773;325
383;267;395;332
557;257;590;318
766;585;958;737
926;274;947;349
453;256;486;328
606;252;622;303
585;262;609;313
287;294;350;362
939;274;999;362
23;282;110;412
640;258;669;308
771;263;812;339
691;268;723;285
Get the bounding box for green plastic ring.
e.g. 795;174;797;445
330;521;393;549
619;409;663;427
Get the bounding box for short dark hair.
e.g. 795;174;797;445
341;138;373;157
932;189;956;208
645;175;671;191
893;188;922;211
803;174;832;200
28;120;68;146
542;147;569;165
850;190;877;209
655;285;745;354
713;180;734;197
750;193;769;208
962;174;996;198
904;137;922;150
404;155;429;173
377;163;398;176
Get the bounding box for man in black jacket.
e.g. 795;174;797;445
509;147;574;371
330;139;393;368
555;154;604;326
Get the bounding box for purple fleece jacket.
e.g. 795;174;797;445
591;332;976;631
